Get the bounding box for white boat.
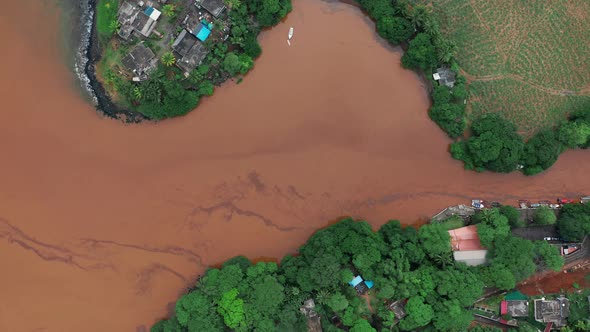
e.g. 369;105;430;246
288;27;294;40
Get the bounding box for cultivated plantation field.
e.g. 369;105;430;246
421;0;590;136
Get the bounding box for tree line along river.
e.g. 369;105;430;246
0;0;589;330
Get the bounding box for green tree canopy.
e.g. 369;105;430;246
489;235;535;281
534;241;564;271
401;33;438;71
327;292;349;312
400;296;434;330
521;129;564;175
475;208;510;247
451;114;524;172
376;16;413;44
418;223;452;259
534;206;557;225
217;288;245;329
499;205;523;228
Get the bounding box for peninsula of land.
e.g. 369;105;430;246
92;0;291;120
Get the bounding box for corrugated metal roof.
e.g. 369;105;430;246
453;250;487;266
448;225;485;251
349;275;363;287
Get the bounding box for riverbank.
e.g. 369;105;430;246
3;0;590;330
86;0;291;120
152;204;586;331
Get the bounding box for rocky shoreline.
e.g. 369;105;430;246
77;0;146;122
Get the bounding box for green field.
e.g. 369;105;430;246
420;0;590;136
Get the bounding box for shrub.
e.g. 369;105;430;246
533;206;557;225
96;0;119;44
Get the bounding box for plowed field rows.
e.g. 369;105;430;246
420;0;590;136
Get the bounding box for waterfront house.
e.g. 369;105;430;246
534;296;569;327
433;67;456;88
117;2;161;40
133;6;161;38
121;44;157;80
172;29;209;73
117;1;141;40
195;0;226;18
448;225;488;266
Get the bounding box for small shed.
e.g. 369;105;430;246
195;0;226;18
193;23;212;42
433;67;456;88
388;299;407;323
348;275;374;295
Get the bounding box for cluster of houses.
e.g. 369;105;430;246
114;0;229;81
476;293;572;330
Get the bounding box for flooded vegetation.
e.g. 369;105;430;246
1;0;590;330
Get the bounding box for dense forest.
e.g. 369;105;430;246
356;0;590;176
148;202;590;332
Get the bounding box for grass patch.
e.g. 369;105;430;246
435;215;465;230
96;0;119;45
418;0;590;135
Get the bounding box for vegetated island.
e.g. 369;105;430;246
151;200;590;332
93;0;291;120
357;0;590;176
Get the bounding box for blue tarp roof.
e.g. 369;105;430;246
365;280;374;289
349;275;363;287
193;23;211;42
144;7;154;15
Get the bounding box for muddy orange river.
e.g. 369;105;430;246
0;0;588;330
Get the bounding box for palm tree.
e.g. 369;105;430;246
315;289;331;305
108;20;120;33
132;87;142;100
161;52;176;66
433;253;453;268
225;0;241;9
162;4;176;17
408;5;430;30
397;0;411;18
422;19;440;38
436;39;457;63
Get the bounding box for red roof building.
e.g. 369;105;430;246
448;225;488;266
448;225;485;251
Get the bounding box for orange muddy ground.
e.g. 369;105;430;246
0;0;589;331
519;263;590;295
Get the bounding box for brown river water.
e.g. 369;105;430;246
0;0;589;330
